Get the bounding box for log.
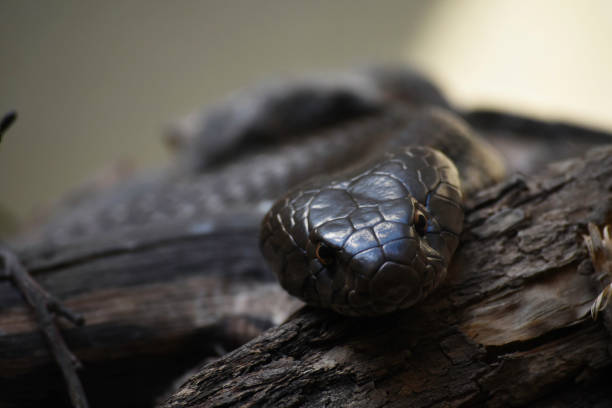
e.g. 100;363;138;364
161;145;612;408
2;120;611;407
2;71;611;407
0;215;301;407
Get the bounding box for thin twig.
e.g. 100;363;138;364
0;110;89;406
0;245;89;408
0;110;17;143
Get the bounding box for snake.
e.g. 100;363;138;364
19;67;505;318
259;106;505;316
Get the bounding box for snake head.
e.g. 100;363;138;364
260;146;463;316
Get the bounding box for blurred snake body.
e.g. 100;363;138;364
21;68;505;316
260;108;505;316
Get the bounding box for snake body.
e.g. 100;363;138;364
19;67;505;316
260;108;505;316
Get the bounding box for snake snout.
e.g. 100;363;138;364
260;145;465;316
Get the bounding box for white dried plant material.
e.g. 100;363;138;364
590;285;612;320
583;223;612;319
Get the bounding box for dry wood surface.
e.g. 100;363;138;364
161;145;612;408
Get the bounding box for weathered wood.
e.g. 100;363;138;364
1;244;88;408
161;145;612;408
2;74;612;407
0;215;301;407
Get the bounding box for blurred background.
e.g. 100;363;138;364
1;0;612;236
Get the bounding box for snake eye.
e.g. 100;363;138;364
315;242;336;266
413;209;428;237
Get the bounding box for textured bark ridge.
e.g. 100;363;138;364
161;146;612;408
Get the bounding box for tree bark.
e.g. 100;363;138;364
161;145;612;408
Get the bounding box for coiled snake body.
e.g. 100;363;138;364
260;108;505;316
24;68;505;316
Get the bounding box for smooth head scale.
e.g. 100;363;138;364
260;146;464;316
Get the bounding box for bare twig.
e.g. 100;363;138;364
0;112;88;407
583;223;612;320
0;244;89;407
0;110;17;143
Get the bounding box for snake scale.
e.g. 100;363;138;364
260;107;504;315
20;67;505;316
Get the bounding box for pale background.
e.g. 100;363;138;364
1;0;612;235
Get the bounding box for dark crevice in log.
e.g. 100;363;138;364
19;214;261;274
482;317;595;363
467;175;529;213
532;364;612;407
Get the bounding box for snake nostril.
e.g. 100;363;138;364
315;242;336;266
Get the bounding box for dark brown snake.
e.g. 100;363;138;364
21;67;505;316
260;108;504;316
